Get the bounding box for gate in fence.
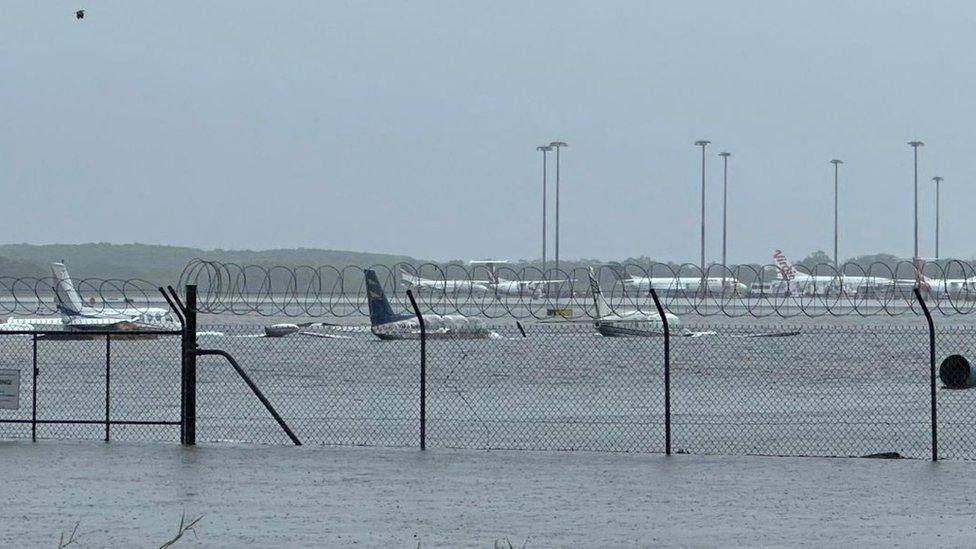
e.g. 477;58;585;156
0;329;183;441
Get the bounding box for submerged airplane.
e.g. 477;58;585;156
588;268;682;336
609;264;747;295
2;263;176;331
365;269;491;340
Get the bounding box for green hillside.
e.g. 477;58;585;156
0;243;420;284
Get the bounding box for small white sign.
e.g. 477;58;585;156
0;369;20;410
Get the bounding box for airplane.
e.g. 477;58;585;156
912;258;976;296
365;269;491;340
772;250;908;296
588;268;682;336
607;264;747;295
3;263;177;331
398;268;491;295
468;260;566;298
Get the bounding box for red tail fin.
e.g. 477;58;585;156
772;250;796;281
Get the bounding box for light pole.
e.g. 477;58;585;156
719;151;731;291
933;176;943;259
908;141;924;262
719;152;731;269
536;145;552;272
695;140;710;290
549;141;568;273
830;159;843;268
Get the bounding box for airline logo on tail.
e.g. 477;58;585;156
772;250;796;281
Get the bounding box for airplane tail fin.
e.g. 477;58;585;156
399;267;419;287
52;262;84;316
587;268;611;317
605;263;631;282
772;250;796;281
913;258;931;291
364;269;401;326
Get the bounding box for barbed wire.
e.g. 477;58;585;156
0;275;160;317
175;258;976;319
2;258;974;319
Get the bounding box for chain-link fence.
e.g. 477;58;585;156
193;324;418;446
189;323;664;452
671;324;932;458
0;331;182;442
8;304;976;462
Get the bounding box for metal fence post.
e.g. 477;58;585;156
406;290;426;450
648;288;671;455
105;333;111;442
183;285;198;446
31;334;37;442
914;288;937;462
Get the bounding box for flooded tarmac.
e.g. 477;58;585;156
1;440;974;547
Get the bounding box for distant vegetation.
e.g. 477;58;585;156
0;243;964;286
0;243;419;283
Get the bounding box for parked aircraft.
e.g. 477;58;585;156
608;264;747;295
398;268;491;295
366;269;491;339
468;261;566;298
588;268;682;336
912;258;976;296
4;263;176;331
772;250;907;296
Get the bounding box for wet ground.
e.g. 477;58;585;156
2;440;975;547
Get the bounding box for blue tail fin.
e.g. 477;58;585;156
364;269;405;326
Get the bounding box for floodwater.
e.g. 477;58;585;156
2;312;976;546
1;313;976;460
1;441;974;547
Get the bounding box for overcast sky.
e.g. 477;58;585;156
2;1;974;263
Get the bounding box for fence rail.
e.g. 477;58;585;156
0;330;183;442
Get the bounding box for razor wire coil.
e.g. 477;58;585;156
2;258;975;319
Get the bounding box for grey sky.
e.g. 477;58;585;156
2;1;973;263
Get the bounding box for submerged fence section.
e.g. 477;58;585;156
0;331;182;442
671;325;932;458
6;286;976;461
182;322;950;460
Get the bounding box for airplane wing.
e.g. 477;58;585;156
64;317;140;329
299;331;352;340
5;317;65;326
682;329;801;338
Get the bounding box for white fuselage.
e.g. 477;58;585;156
371;314;491;340
594;309;683;337
400;273;490;295
622;276;747;294
774;273;908;296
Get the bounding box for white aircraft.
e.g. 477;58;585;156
366;269;491;340
608;264;747;295
468;260;565;297
398;268;491;295
3;263;176;331
912;258;976;296
772;250;904;296
588;268;682;336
